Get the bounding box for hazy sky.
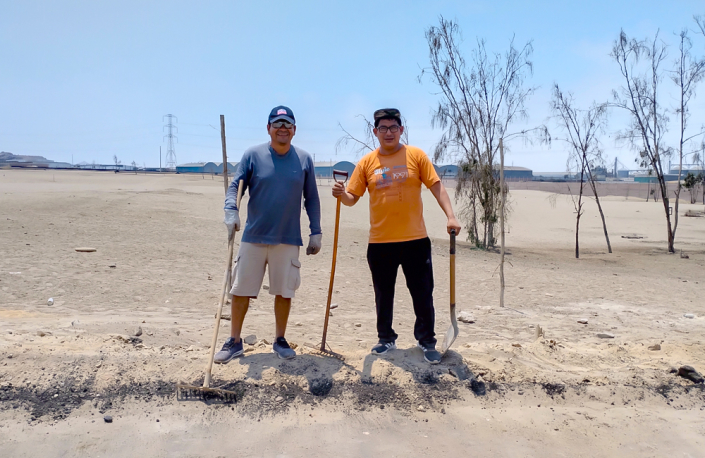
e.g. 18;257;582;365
2;1;704;171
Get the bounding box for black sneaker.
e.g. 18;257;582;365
272;337;296;359
214;337;244;364
371;341;396;355
417;342;441;364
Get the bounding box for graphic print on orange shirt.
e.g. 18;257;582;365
347;146;440;243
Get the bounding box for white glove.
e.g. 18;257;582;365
224;209;240;239
306;234;322;255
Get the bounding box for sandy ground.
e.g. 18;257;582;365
1;168;704;457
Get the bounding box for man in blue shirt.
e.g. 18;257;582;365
216;106;321;362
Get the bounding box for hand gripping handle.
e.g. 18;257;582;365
333;169;349;184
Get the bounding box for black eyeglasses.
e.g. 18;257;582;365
271;121;294;129
377;125;400;133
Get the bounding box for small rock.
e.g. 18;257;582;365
354;323;362;328
108;264;116;268
289;342;298;350
262;285;270;290
96;362;102;368
173;329;180;336
7;354;13;359
330;303;338;310
597;333;615;339
417;405;425;412
684;313;695;319
677;366;704;384
243;335;257;345
36;331;47;337
275;396;283;402
47;298;54;306
457;311;475;323
648;344;661;351
512;343;522;348
262;338;271;345
103;415;113;423
328;311;333;317
449;366;470;380
295;322;302;326
133;326;142;337
577;319;588;324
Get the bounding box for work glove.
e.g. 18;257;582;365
306;234;322;255
224;209;240;240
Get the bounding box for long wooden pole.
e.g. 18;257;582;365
499;139;506;308
320;196;341;351
220;115;229;195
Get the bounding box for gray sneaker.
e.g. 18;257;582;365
272;337;296;359
214;337;243;364
417;342;442;364
371;341;396;355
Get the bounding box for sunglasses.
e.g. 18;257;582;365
271;121;294;129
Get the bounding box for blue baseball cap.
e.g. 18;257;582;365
268;105;295;125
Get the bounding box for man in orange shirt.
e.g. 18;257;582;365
332;108;461;364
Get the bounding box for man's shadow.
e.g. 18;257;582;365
216;350;355;397
360;345;485;395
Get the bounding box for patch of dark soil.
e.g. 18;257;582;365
655;383;674;399
309;377;333;396
469;378;486;396
0;376;175;422
543;383;566;398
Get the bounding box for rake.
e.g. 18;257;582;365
313;169;349;361
176;115;243;402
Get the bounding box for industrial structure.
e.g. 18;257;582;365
163;114;178;169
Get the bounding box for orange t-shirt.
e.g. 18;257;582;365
347;145;440;243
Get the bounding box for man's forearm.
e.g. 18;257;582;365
339;191;359;207
430;182;455;219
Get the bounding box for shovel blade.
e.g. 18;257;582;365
441;304;459;354
441;322;459;354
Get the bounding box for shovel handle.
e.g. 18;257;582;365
333;169;349;184
450;229;456;306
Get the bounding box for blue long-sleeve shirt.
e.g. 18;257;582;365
224;142;321;246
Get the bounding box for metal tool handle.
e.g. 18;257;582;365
333;169;349;184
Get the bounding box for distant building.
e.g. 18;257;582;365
434;164;532;181
500;166;533;180
176;162;238;174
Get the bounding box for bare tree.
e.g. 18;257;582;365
420;16;547;248
696;14;705;37
671;28;705;237
335;115;409;158
611;30;677;253
551;85;611;257
113;155;121;167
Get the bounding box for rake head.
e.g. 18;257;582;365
175;383;239;403
309;342;345;361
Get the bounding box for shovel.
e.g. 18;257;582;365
441;229;458;355
317;169;349;359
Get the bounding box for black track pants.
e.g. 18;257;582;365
366;237;436;346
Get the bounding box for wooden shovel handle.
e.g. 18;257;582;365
450;229;456;306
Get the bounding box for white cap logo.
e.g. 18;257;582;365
277;109;287;115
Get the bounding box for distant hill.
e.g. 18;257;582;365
0;152;52;163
